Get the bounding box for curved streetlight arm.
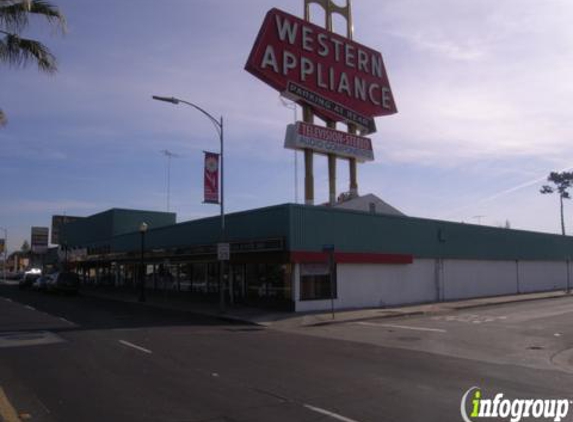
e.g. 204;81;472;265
152;95;222;136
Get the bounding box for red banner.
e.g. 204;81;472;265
203;152;220;204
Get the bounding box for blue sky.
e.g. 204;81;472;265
2;0;573;252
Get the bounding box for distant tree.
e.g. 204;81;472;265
504;219;511;229
0;0;66;125
20;240;29;252
540;171;573;235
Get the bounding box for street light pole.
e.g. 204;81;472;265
152;95;226;312
138;222;148;302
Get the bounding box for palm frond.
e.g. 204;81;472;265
0;4;28;32
0;0;64;33
29;0;66;32
0;32;57;72
0;108;6;127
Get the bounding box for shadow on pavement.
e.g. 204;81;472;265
0;284;259;335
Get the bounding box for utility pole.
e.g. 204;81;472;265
280;96;299;204
160;149;179;212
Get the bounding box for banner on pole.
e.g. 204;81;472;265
203;151;220;204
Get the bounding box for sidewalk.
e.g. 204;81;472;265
79;285;571;329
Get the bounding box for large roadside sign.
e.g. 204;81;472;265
51;215;83;245
245;8;397;130
31;227;49;254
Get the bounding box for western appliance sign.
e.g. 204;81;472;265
245;8;397;131
285;122;374;162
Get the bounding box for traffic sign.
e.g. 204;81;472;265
217;243;230;261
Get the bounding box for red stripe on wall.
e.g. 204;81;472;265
290;251;413;264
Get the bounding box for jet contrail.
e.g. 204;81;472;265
443;164;573;219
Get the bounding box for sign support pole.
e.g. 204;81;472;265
348;124;359;197
304;0;359;203
303;106;315;205
327;121;337;205
303;5;316;206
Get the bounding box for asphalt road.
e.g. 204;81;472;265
0;285;572;422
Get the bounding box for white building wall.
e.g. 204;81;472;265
294;258;571;312
442;260;517;301
517;261;568;293
295;260;436;312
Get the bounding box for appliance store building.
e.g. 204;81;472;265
59;204;573;312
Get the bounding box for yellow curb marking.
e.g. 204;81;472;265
0;387;22;422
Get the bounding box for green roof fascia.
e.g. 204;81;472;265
289;204;573;261
110;204;292;253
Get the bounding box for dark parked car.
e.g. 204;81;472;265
32;275;52;292
18;270;42;290
47;272;80;294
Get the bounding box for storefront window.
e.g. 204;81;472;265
191;263;207;293
207;263;219;293
300;263;336;301
245;263;292;301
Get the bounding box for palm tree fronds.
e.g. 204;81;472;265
0;3;30;32
0;0;65;33
0;32;57;72
0;108;6;127
29;0;66;32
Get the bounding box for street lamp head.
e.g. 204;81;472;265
152;95;180;105
139;222;148;233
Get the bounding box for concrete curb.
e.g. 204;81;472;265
301;311;426;327
79;288;571;329
297;291;571;328
80;289;260;326
443;291;569;311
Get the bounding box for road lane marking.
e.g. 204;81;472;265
118;340;152;354
356;322;447;333
303;404;361;422
24;306;35;311
0;386;22;422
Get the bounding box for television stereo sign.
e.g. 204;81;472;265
284;122;374;162
245;8;397;132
